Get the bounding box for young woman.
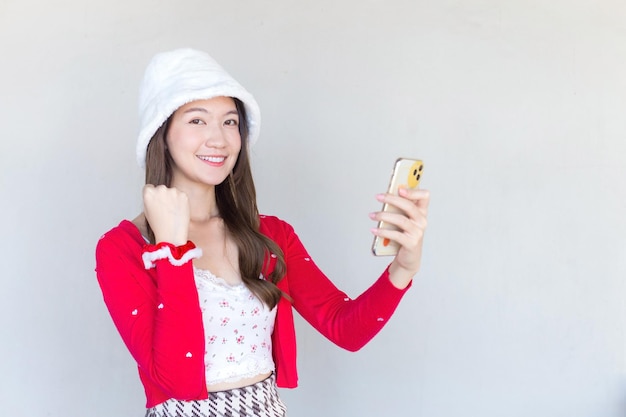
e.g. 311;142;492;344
96;48;430;417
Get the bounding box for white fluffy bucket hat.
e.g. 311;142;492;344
136;48;261;168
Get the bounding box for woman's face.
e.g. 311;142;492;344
166;96;242;189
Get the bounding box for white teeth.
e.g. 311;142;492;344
198;156;226;163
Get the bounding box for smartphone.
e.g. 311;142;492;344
372;158;424;256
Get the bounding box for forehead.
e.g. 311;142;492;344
176;96;237;113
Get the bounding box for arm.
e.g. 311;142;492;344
265;185;429;352
271;219;410;352
95;225;207;400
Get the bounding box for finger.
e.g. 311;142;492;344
387;190;430;219
377;193;425;221
371;225;422;252
398;188;430;209
371;210;427;236
143;184;155;196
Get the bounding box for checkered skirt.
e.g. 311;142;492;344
145;375;287;417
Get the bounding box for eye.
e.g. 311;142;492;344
224;119;239;127
189;118;204;125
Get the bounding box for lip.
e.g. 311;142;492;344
196;155;227;167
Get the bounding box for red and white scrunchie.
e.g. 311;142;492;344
141;241;203;269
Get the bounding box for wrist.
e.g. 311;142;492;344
153;230;188;246
154;236;188;246
387;261;416;290
141;240;202;269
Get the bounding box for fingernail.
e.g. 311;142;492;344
376;194;385;201
369;212;376;219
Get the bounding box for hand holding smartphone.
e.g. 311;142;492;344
372;158;424;256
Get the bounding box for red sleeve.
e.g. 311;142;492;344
95;223;208;401
265;217;411;352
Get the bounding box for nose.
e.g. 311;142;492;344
203;122;226;148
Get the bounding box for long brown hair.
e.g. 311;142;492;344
144;98;286;309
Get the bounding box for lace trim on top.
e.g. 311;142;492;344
194;267;277;385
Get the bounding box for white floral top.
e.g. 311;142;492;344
194;267;277;385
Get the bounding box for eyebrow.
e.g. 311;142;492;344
182;107;238;116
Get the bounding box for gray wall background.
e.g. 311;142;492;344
1;1;625;416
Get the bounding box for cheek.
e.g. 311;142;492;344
229;132;243;151
233;132;241;149
166;126;194;152
164;127;179;150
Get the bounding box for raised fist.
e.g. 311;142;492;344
143;184;190;245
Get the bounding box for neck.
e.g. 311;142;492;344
171;181;220;223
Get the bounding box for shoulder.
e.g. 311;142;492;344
258;215;297;243
259;214;290;230
96;220;145;258
259;214;295;233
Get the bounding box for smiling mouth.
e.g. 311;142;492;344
197;155;226;163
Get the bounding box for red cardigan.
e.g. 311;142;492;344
95;215;411;407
